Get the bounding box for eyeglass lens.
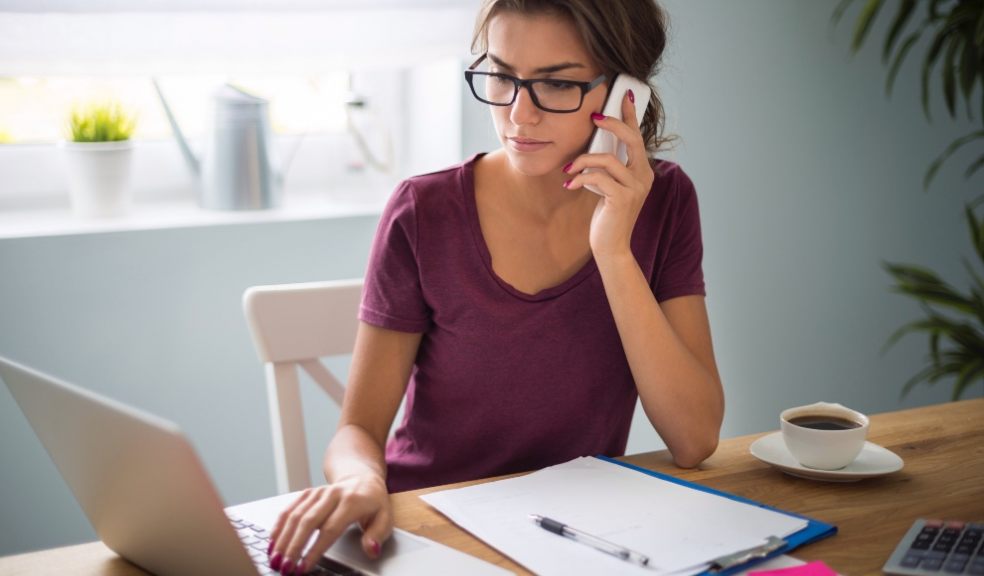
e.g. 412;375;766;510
479;74;583;112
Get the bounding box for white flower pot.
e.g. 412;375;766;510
59;140;134;218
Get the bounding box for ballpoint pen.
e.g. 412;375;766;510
529;514;650;567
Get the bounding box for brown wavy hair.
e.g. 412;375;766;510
471;0;673;154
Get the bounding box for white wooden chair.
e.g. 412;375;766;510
242;278;363;494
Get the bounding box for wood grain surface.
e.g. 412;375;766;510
2;398;981;576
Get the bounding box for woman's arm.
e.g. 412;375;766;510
267;322;422;574
564;93;723;468
596;255;723;468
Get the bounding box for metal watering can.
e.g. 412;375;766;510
152;79;290;210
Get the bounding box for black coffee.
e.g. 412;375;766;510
788;415;861;430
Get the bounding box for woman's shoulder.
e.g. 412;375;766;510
382;155;480;222
649;158;695;195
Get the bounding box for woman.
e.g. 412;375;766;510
267;1;723;573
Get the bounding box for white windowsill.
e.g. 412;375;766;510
0;189;387;240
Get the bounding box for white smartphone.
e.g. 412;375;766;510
584;74;652;193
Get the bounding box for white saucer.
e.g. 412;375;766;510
749;431;904;482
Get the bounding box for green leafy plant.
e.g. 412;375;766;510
67;101;137;143
835;0;984;400
833;0;983;189
882;198;984;400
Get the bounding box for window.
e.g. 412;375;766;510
0;2;475;219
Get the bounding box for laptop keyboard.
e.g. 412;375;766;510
228;514;365;576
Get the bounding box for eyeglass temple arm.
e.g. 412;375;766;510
468;53;488;70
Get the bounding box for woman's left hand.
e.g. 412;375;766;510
563;92;654;262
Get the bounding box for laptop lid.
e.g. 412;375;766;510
0;357;258;575
0;357;509;576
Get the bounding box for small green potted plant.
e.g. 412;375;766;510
60;101;137;217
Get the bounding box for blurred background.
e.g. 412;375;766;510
0;0;981;557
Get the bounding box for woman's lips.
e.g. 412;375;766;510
508;137;550;152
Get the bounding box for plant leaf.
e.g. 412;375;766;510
966;153;984;180
832;0;857;28
884;0;918;64
882;318;944;354
853;0;886;52
966;204;984;268
924;129;984;189
958;36;977;115
942;35;961;118
977;4;984;45
922;17;961;121
886;30;923;97
900;363;940;398
953;359;984;400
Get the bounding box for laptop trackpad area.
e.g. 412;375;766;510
332;526;427;565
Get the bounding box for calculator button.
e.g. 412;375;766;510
970;560;984;575
922;558;944;570
947;521;967;530
943;554;970;573
944;559;969;573
901;553;924;567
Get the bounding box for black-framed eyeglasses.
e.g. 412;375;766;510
463;54;607;114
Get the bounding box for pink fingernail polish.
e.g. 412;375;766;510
267;540;276;556
627;89;635;103
591;112;605;121
281;560;295;575
562;179;572;189
296;560;307;574
562;162;573;173
269;552;283;570
370;539;381;557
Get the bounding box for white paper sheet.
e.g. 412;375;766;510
421;457;808;576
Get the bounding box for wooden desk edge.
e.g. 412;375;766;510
2;397;981;576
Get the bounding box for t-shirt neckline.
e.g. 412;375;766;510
462;153;599;302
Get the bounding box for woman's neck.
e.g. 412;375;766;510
481;149;596;224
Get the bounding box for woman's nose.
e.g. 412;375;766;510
509;85;541;126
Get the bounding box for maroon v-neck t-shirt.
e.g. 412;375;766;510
359;153;706;493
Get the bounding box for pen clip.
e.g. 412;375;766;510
708;536;786;572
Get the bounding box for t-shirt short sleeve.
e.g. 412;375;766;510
653;169;706;302
359;180;431;333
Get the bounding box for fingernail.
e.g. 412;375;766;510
267;540;276;556
591;112;606;121
269;552;283;571
296;560;307;575
281;560;295;575
370;538;381;557
627;89;635;103
562;179;572;189
562;162;573;173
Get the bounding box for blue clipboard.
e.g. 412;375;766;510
597;456;837;575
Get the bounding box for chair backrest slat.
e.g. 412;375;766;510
243;279;363;493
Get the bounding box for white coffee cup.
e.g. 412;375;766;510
780;402;870;470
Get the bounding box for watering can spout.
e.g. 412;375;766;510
151;77;200;176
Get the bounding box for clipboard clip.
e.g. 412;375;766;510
708;535;787;572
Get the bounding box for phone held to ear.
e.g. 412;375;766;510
584;74;652;194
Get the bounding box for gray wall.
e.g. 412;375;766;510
2;0;981;557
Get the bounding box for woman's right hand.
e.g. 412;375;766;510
266;473;392;575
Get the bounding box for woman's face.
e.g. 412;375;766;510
484;11;607;178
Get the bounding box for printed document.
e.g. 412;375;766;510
421;457;807;575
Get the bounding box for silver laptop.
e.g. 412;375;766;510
0;357;507;576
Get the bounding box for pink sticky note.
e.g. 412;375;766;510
748;560;838;576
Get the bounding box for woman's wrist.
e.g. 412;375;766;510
594;248;638;277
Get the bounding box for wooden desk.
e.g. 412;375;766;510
2;398;981;576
